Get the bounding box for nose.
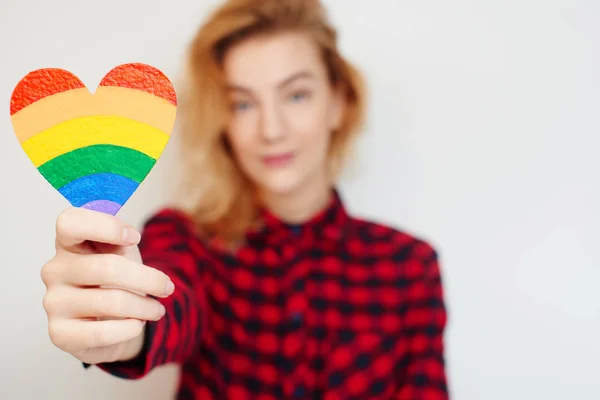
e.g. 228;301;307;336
259;99;286;143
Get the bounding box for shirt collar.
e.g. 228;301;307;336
248;188;350;244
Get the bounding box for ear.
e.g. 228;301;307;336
328;86;346;131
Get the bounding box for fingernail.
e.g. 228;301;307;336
123;226;141;244
158;304;166;317
165;280;175;296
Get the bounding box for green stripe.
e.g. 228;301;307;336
38;144;156;189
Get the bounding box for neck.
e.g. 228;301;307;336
259;180;332;225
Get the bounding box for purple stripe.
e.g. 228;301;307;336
81;200;122;216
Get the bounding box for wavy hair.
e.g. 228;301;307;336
174;0;366;243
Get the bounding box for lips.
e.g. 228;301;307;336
262;152;294;167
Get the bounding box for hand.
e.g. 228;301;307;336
41;207;175;365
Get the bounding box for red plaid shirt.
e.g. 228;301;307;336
89;190;449;399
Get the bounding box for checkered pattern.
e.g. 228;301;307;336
91;190;449;399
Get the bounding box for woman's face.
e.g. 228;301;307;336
223;30;345;197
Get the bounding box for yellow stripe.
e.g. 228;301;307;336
21;115;170;167
11;86;176;143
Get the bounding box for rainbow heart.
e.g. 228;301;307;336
9;63;177;215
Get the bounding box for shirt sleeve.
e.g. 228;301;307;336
86;208;208;379
395;241;449;399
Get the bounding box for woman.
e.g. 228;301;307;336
41;0;449;399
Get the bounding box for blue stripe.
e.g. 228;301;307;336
58;173;139;207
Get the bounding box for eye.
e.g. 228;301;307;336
288;90;311;103
232;100;253;111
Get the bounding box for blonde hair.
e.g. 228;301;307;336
174;0;366;243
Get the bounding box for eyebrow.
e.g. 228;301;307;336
227;70;315;94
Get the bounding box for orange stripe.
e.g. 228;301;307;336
99;63;177;106
11;86;176;143
10;68;85;115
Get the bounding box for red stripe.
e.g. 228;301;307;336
10;68;85;115
99;63;177;106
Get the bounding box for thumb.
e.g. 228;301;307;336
89;235;142;263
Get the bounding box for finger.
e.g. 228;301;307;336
48;287;166;321
74;341;132;365
68;253;174;298
55;207;141;253
89;241;143;266
90;242;136;258
49;318;145;353
74;342;128;365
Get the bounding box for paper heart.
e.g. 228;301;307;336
9;63;177;215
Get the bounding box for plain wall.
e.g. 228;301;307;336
1;0;598;399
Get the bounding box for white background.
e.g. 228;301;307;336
0;0;598;399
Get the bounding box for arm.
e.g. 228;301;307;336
90;209;207;379
395;241;449;399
